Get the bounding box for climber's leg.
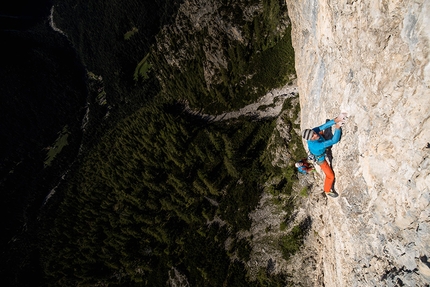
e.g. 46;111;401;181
319;160;335;192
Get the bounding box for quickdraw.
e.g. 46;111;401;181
307;153;325;163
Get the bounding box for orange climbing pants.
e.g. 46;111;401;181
319;160;335;192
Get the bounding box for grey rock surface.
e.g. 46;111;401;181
285;0;430;286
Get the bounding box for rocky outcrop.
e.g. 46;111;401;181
285;0;430;286
155;0;289;86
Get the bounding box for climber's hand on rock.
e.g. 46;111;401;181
334;112;348;128
335;112;348;122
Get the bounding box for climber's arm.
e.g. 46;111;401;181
313;119;336;134
321;128;341;148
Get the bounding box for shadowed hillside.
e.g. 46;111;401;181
1;0;305;286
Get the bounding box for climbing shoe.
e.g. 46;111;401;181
326;190;339;198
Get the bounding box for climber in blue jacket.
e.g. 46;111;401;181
302;113;347;197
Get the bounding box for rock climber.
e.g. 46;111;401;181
295;159;315;174
301;113;347;198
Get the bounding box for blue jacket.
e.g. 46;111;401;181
297;166;308;174
307;119;341;162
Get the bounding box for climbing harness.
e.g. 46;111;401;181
307;152;325;163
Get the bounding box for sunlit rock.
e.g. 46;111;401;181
285;0;430;286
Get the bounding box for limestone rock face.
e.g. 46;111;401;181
285;0;430;286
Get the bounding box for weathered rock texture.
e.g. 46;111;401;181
285;0;430;286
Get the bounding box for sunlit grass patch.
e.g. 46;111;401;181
124;27;138;40
134;53;152;81
44;125;70;167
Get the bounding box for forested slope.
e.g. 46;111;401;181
41;103;281;285
34;0;303;286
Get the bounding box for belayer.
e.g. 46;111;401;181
295;159;315;174
301;113;347;198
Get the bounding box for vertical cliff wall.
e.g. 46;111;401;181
285;0;430;286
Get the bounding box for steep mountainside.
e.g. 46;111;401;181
151;0;295;113
31;0;302;286
286;0;430;286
